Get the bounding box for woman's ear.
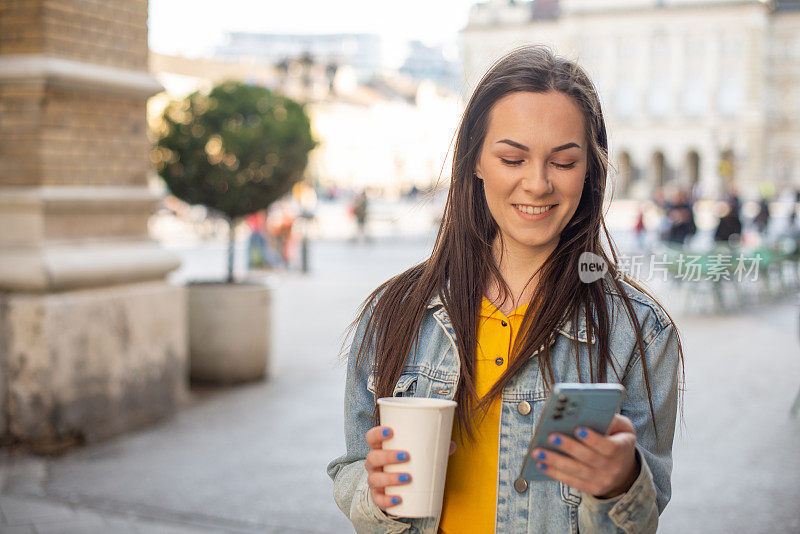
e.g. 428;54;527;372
474;163;483;180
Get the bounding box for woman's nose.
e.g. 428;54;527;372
520;165;553;196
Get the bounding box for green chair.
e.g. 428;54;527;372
793;294;800;418
656;243;736;313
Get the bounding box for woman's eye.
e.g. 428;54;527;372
553;162;576;170
500;158;524;166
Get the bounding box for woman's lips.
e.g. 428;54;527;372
513;203;557;220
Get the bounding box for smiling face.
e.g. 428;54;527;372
475;91;588;260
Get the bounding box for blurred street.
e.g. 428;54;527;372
1;227;799;533
3;1;800;533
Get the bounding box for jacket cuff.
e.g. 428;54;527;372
580;445;659;531
354;475;411;533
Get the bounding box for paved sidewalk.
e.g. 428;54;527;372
2;236;799;533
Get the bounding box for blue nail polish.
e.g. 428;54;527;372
551;435;562;445
538;463;547;471
536;451;546;460
397;452;407;461
399;473;409;482
577;428;588;439
391;496;400;505
382;428;390;437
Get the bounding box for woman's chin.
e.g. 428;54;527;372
504;233;560;253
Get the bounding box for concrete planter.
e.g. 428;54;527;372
187;279;272;384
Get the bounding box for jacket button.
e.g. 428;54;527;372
495;357;504;366
517;400;531;415
514;476;528;493
501;320;508;327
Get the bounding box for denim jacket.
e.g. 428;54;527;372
327;276;680;534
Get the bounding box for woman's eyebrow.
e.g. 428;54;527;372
495;139;581;153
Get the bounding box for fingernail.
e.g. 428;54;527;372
577;428;588;439
538;463;547;471
382;428;390;437
550;435;562;446
399;473;409;482
536;451;546;460
391;496;400;505
397;452;407;461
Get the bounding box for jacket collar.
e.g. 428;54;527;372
426;292;595;344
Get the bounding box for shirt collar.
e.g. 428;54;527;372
479;297;529;319
426;292;594;344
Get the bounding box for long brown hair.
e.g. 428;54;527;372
352;44;684;442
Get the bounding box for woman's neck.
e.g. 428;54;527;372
485;236;557;315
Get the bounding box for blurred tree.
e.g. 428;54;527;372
153;80;316;282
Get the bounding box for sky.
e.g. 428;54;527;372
148;0;479;62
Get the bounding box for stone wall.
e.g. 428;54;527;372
0;0;148;70
0;282;187;452
0;0;187;453
0;85;150;187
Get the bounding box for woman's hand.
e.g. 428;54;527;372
530;414;640;499
365;426;457;510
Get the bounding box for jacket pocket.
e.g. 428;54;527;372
366;373;418;397
560;482;581;534
560;482;582;506
392;374;418;397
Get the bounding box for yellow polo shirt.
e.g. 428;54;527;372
438;297;532;534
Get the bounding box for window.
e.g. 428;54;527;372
717;35;745;116
647;31;670;117
681;36;707;117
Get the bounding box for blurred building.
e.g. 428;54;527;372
307;76;461;197
0;0;185;451
214;32;383;84
461;0;800;200
399;40;462;94
150;52;279;97
148;49;462;197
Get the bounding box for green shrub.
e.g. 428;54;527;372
153;80;316;281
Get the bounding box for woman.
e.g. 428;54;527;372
327;45;684;534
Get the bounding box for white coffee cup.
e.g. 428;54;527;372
377;397;457;518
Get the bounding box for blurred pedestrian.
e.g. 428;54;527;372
652;187;671;242
788;187;799;229
664;189;696;245
266;202;297;267
350;190;369;243
724;183;742;218
713;200;742;245
634;207;647;251
245;211;283;269
753;196;770;235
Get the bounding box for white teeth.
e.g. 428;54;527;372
516;204;554;215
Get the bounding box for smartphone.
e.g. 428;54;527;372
520;383;625;482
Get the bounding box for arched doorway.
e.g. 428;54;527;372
686;150;700;188
718;149;735;189
617;151;632;197
652;151;666;189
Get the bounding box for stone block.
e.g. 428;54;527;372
0;281;189;453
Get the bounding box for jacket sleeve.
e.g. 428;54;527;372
325;305;415;534
578;320;680;534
